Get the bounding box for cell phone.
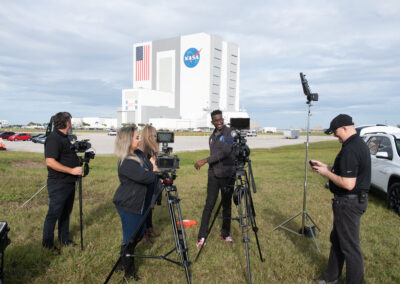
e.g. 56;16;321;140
309;160;316;167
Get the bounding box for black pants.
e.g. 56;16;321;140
322;196;368;284
42;182;76;246
198;175;234;239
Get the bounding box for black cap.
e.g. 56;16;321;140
324;114;354;135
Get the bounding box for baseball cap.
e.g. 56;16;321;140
324;114;354;135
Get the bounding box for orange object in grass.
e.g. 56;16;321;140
176;219;197;228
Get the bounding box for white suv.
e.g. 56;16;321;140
362;131;400;215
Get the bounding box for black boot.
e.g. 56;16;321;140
124;246;139;281
115;244;128;272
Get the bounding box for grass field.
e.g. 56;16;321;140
0;141;399;283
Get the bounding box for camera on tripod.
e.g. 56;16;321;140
156;132;179;173
68;137;95;177
300;72;318;103
230;118;251;164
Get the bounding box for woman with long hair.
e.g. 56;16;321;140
113;126;158;280
138;125;161;241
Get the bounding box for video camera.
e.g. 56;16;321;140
156;132;179;173
230;118;251;164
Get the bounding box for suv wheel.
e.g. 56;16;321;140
388;182;400;215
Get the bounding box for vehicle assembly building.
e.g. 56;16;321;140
118;33;248;129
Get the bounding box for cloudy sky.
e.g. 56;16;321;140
1;0;399;128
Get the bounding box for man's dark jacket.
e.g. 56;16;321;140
207;125;235;178
113;155;156;214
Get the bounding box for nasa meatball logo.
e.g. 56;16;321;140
183;48;202;68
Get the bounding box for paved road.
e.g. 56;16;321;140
2;133;336;155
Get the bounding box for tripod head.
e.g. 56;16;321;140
78;150;95;177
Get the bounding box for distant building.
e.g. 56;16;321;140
119;32;248;129
0;120;8;128
72;117;117;129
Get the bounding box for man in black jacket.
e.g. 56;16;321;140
42;112;82;250
194;110;235;247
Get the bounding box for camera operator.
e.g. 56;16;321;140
138;125;161;243
194;110;235;247
113;126;159;280
310;114;371;284
42;112;82;250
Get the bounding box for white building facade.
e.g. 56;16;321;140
118;33;248;129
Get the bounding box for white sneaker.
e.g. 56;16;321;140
221;236;233;243
196;238;206;248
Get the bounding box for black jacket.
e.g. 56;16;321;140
207;125;235;178
113;155;157;214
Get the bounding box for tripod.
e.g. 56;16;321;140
272;101;320;252
195;159;265;284
104;171;191;284
76;152;94;250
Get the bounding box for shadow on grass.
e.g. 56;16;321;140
4;242;58;283
367;186;388;210
263;205;329;275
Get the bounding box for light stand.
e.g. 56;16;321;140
272;73;320;252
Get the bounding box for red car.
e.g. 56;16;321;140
8;133;32;141
0;132;15;139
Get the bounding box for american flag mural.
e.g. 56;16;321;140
135;45;150;81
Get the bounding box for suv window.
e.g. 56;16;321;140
367;136;380;155
396;138;400;156
378;136;393;158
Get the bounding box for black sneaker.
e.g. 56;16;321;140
313;277;338;284
61;240;77;247
43;243;61;254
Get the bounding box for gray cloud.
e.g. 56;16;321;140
0;0;399;128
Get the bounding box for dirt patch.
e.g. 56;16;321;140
10;160;45;168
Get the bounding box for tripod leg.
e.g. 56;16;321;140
78;177;83;250
166;188;191;284
195;200;223;262
237;186;252;284
243;173;265;262
305;213;320;252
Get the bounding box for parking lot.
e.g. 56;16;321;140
2;133;335;154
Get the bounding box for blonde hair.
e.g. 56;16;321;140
114;126;141;165
139;125;159;157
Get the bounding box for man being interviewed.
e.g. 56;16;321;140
194;110;235;247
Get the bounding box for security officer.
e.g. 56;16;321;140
194;109;235;247
311;114;371;284
42;112;82;250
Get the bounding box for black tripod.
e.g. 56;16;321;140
76;151;95;250
104;171;191;284
195;158;265;284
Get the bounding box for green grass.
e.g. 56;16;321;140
0;141;399;283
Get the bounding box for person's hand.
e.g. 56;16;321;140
70;166;83;176
194;159;207;170
150;156;160;172
311;160;330;177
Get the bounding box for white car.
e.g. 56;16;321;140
363;130;400;215
356;124;400;136
108;130;117;136
247;130;257;137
